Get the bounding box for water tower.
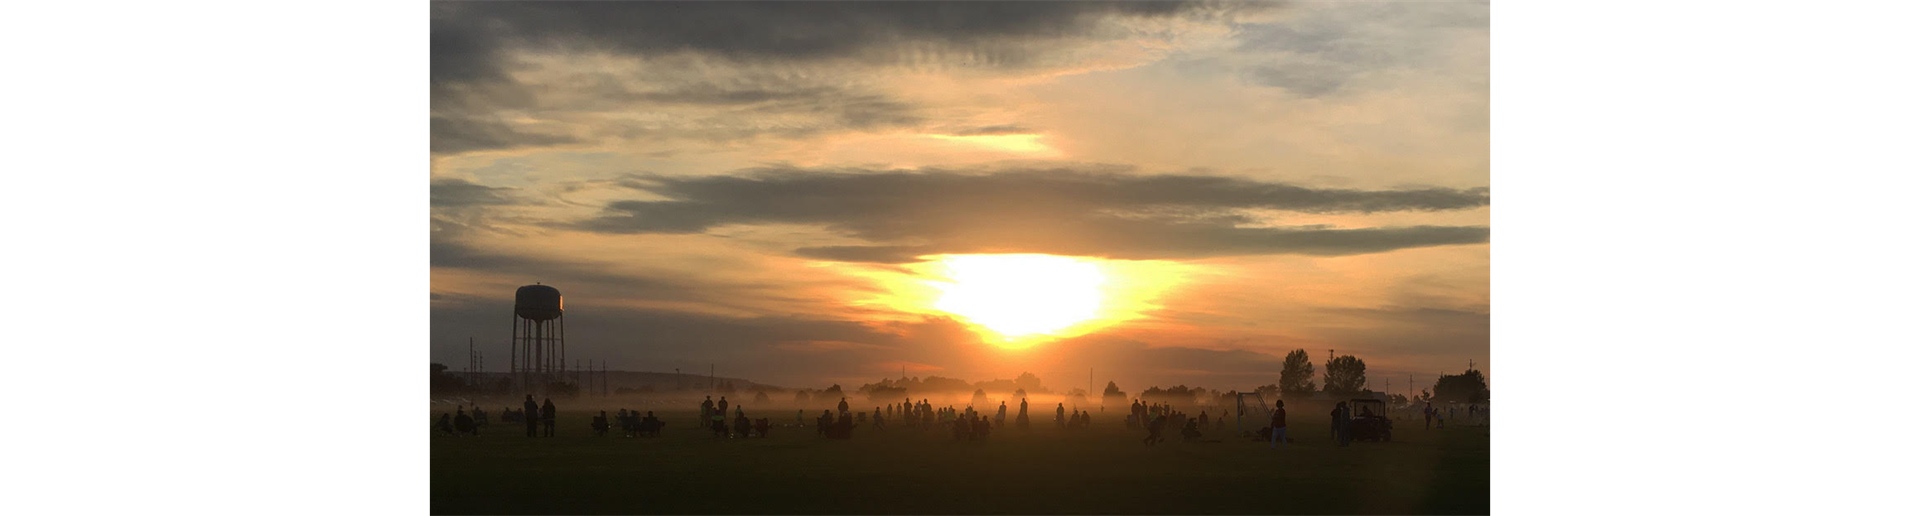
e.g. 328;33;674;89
510;284;565;393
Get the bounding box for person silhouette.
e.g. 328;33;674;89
717;396;729;418
838;397;850;416
1016;398;1030;430
591;410;609;437
1055;403;1066;429
1269;400;1287;449
701;396;714;423
540;398;557;437
454;407;475;436
435;413;453;435
996;401;1007;428
1335;401;1351;447
640;411;663;437
522;395;539;438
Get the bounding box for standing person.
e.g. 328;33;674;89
522;395;539;438
717;396;729;419
1331;404;1342;442
1016;398;1030;430
1335;401;1351;447
1424;402;1433;430
838;397;850;416
1269;400;1287;449
540;397;557;437
1056;403;1067;429
701;396;714;424
1142;412;1166;446
996;401;1007;428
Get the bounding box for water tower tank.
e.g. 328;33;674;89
514;284;563;321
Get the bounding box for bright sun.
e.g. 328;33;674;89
929;254;1107;344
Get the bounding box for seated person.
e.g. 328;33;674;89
590;411;610;436
454;409;476;436
734;413;752;438
434;413;453;435
753;418;770;438
1181;418;1202;441
828;412;855;439
638;412;665;437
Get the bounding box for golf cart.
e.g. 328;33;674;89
1348;398;1393;442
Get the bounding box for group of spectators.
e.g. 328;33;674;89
590;409;664;437
436;395;555;437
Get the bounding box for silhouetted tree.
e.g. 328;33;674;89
1431;368;1490;404
1323;355;1368;395
1279;349;1317;394
794;389;812;403
1014;372;1047;393
820;384;845;400
754;390;770;403
430;362;466;394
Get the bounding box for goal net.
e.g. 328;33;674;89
1234;392;1274;435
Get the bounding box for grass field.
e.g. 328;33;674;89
431;406;1488;515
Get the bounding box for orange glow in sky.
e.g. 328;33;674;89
842;254;1189;349
923;133;1058;154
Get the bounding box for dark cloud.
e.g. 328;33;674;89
428;1;1269;153
431;218;688;296
432;1;1222;69
946;124;1036;136
430;115;578;155
430;178;521;208
573;168;1488;262
1229;2;1487;97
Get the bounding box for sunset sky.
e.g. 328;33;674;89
429;1;1489;392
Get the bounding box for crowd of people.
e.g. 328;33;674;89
590;409;665;437
439;392;1467;450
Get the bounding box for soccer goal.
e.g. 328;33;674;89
1234;392;1274;436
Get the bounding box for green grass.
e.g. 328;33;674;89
432;408;1488;514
